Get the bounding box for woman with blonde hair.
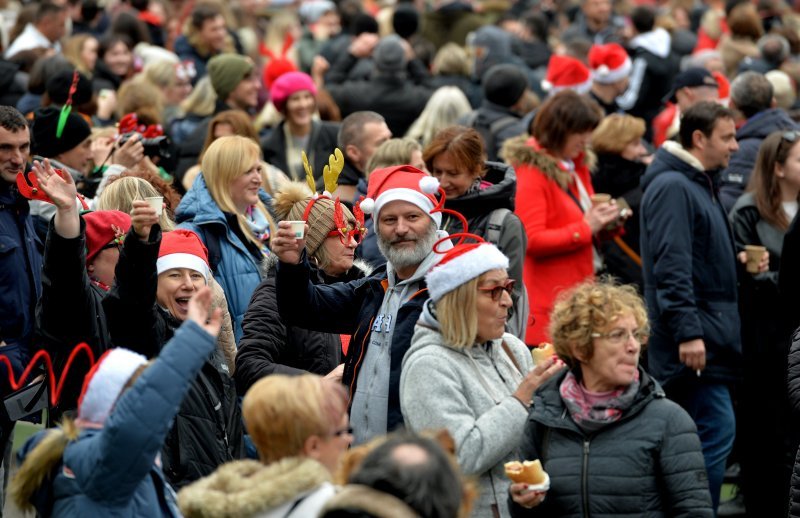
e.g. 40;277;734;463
178;374;351;517
176;135;274;340
430;43;481;108
400;235;564;518
591;113;650;289
63;34;99;77
170;76;216;143
141;60;194;125
96;174;180;230
406;86;473;148
509;281;712;515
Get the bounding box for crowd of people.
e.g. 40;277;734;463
2;0;800;515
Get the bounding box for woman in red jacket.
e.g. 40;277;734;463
503;91;621;345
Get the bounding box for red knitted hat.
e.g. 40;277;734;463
588;44;632;84
84;210;131;264
542;55;593;94
360;166;441;226
425;235;509;302
157;229;210;280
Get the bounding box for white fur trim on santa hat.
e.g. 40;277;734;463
592;56;632;84
426;244;509;302
157;253;210;281
373;187;441;226
550;76;594;95
78;348;149;424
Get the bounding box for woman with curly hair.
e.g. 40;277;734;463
509;281;712;516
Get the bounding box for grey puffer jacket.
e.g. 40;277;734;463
509;368;713;517
400;303;533;518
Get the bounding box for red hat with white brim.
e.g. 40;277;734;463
588;43;632;84
542;55;593;95
425;238;509;302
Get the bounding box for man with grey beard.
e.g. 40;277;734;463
272;165;451;444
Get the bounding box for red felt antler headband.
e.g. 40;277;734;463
16;169;89;210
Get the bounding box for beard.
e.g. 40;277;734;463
377;219;438;271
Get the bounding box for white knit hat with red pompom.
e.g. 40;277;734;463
157;229;211;280
360;165;442;227
588;43;632;84
542;55;593;95
77;348;149;424
425;240;509;302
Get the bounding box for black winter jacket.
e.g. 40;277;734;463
592;153;646;289
787;327;800;518
276;254;428;433
235;259;368;394
260;120;340;187
509;368;713;517
640;143;742;384
102;226;244;489
35;218;111;423
459;102;523;162
719;108;799;212
781;214;800;331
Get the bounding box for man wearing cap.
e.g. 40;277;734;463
719;71;799;212
459;63;528;163
652;67;721;147
324;35;433;136
640;101;748;513
0;105;42;505
615;7;678;130
588;43;630;115
272;166;449;445
174;53;259;188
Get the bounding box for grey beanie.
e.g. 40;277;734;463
374;35;407;75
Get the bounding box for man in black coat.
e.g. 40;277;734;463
719;71;799;212
640;102;758;514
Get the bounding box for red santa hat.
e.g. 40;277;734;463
83;210;131;264
360;166;442;227
588;43;632;84
77;348;149;424
425;234;509;302
542;55;593;95
157;229;210;281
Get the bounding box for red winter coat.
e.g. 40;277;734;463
504;136;595;346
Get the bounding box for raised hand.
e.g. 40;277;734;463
31;159;77;210
187;286;223;337
130;200;159;241
270;220;308;265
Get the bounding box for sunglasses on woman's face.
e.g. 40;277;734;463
327;224;367;245
477;279;515;301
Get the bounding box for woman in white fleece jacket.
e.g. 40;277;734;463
400;237;564;518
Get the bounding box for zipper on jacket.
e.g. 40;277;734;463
582;439;590;518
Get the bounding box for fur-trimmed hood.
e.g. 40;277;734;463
262;252;374;279
501;135;596;190
178;457;332;518
319;484;418;517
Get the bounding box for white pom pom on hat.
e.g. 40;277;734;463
363;166;442;226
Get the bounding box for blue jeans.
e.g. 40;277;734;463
665;380;735;515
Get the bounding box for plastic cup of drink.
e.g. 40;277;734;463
145;196;163;216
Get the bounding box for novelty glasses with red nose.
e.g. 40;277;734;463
304;196;368;246
477;279;515;301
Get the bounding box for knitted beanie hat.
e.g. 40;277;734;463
426;238;509;302
270;71;317;113
83;210;131;264
207;54;254;101
374;35;407;75
157;229;210;280
46;69;93;105
78;348;149;424
542;55;593;95
588;43;632;84
392;5;419;39
273;182;356;256
483;64;528;107
360;166;441;226
31;106;91;158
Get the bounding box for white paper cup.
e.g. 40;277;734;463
287;221;306;239
145;196;163;216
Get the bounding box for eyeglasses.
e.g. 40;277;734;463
591;328;649;345
477;279;515;301
783;131;800;143
332;426;354;437
327;224;367;245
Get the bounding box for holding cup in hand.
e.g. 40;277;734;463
744;245;767;273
